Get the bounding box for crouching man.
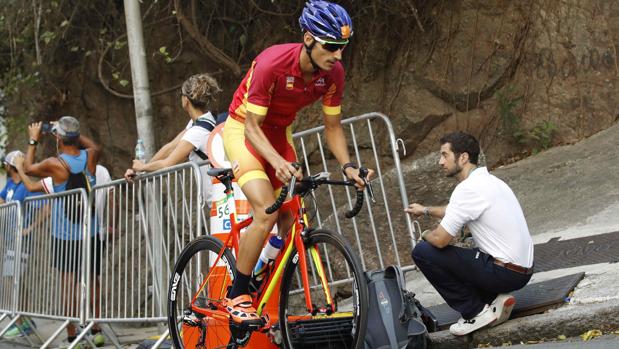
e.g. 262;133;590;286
406;131;534;336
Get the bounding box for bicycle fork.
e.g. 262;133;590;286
296;231;335;315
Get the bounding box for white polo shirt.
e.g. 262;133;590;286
440;167;534;268
183;112;216;206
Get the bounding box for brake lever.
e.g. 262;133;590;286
312;172;331;181
287;174;297;200
359;167;376;204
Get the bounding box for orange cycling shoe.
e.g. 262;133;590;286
224;295;263;326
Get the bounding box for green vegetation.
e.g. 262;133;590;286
496;86;556;154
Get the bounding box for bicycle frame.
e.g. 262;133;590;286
192;182;334;321
255;195;335;317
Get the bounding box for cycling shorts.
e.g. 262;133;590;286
222;117;297;190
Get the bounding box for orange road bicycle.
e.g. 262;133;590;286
167;166;373;348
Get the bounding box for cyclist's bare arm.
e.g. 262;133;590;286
405;203;446;219
245;111;298;183
323;113;367;188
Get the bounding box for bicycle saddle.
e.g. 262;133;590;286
207;167;234;178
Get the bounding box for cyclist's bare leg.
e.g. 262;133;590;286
277;209;294;239
236;179;278;274
224;178;278;325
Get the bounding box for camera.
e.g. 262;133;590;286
41;122;53;134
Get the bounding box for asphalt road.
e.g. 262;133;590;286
488;335;619;349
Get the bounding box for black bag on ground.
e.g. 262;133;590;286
58;156;94;223
364;265;430;349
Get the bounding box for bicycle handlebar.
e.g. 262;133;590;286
265;166;371;219
345;189;365;218
265;185;289;214
344;167;369;218
265;162;301;214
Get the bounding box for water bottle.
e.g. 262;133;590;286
250;235;283;292
135;139;146;161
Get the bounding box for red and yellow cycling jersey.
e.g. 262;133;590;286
228;43;345;128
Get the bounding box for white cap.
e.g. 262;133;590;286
3;150;24;167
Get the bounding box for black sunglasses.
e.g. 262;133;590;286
322;42;347;52
312;35;348;52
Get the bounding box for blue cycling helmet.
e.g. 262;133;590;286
299;1;353;42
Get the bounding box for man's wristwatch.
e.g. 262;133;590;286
28;139;38;146
341;162;358;176
423;206;430;218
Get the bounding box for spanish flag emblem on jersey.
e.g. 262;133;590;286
286;76;295;90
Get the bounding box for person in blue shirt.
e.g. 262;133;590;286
1;150;38;204
1;150;43;338
24;117;104;345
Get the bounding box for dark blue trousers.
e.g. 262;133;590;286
412;241;532;319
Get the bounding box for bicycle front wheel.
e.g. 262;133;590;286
168;236;236;349
279;229;368;349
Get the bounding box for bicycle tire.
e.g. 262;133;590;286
168;236;237;349
278;229;368;349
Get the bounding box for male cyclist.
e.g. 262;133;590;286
222;0;368;326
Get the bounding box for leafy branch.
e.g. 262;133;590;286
496;86;556;153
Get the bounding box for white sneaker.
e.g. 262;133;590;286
449;304;497;336
490;294;516;327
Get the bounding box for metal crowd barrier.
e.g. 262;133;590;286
4;189;89;348
0;162;206;348
79;162;206;347
0;202;21;319
289;112;417;293
18;189;89;319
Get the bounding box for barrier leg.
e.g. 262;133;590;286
18;316;43;347
67;322;94;349
0;315;42;346
0;314;20;338
101;323;122;349
0;314;7;324
40;319;70;349
151;328;169;349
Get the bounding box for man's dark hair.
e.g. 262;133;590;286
61;136;80;147
440;132;480;165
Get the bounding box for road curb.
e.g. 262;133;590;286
428;300;619;348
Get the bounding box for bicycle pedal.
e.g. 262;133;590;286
258;315;271;333
229;321;254;346
245;321;265;332
230;319;264;332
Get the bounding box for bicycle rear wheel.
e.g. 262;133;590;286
168;236;236;349
279;229;368;349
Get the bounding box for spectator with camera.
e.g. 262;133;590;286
24;116;105;346
124;73;221;206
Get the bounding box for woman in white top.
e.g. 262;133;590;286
124;73;221;204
